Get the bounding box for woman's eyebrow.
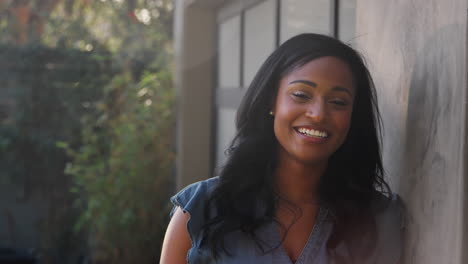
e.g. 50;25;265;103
289;80;353;96
289;80;317;87
332;86;353;96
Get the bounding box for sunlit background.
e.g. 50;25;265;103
0;0;174;263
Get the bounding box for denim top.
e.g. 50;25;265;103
170;177;404;264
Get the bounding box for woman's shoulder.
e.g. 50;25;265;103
370;192;406;262
169;177;220;251
371;192;406;224
170;176;219;217
370;192;406;239
331;193;406;263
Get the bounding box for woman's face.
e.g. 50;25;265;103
272;56;355;166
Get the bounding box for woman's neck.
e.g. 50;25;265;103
274;153;327;206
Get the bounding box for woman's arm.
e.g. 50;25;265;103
160;207;192;264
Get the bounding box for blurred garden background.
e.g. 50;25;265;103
0;0;175;263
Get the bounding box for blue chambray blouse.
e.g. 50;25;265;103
170;177;404;264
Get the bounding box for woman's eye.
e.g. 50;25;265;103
292;92;309;99
330;99;347;106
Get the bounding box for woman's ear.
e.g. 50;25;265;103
269;102;276;116
269;86;279;116
270;99;276;116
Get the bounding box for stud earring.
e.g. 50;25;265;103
269;111;274;116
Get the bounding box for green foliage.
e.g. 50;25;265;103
0;44;114;262
64;70;174;263
0;45;112;187
0;0;175;263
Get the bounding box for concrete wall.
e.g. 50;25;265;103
356;0;467;263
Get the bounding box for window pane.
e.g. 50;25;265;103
280;0;332;43
338;0;356;44
216;108;237;166
243;0;277;86
219;15;241;88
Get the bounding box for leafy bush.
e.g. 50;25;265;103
0;45;112;188
0;1;175;262
0;45;113;262
63;70;174;263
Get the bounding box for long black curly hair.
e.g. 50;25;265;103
203;33;391;259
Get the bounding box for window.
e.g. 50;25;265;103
338;0;356;44
243;0;277;86
216;108;237;166
219;15;241;88
280;0;332;43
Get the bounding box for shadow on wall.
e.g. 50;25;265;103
403;24;465;261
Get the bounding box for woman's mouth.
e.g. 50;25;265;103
294;127;329;139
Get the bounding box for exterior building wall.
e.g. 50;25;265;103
355;0;467;263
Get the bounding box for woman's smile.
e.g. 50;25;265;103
295;127;328;139
293;126;329;143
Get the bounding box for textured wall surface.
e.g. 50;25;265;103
355;0;467;263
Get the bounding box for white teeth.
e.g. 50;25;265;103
297;128;328;138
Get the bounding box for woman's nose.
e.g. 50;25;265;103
305;99;326;122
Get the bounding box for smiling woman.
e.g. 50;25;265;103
273;56;355;167
160;33;405;264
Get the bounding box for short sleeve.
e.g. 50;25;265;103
169;177;219;245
